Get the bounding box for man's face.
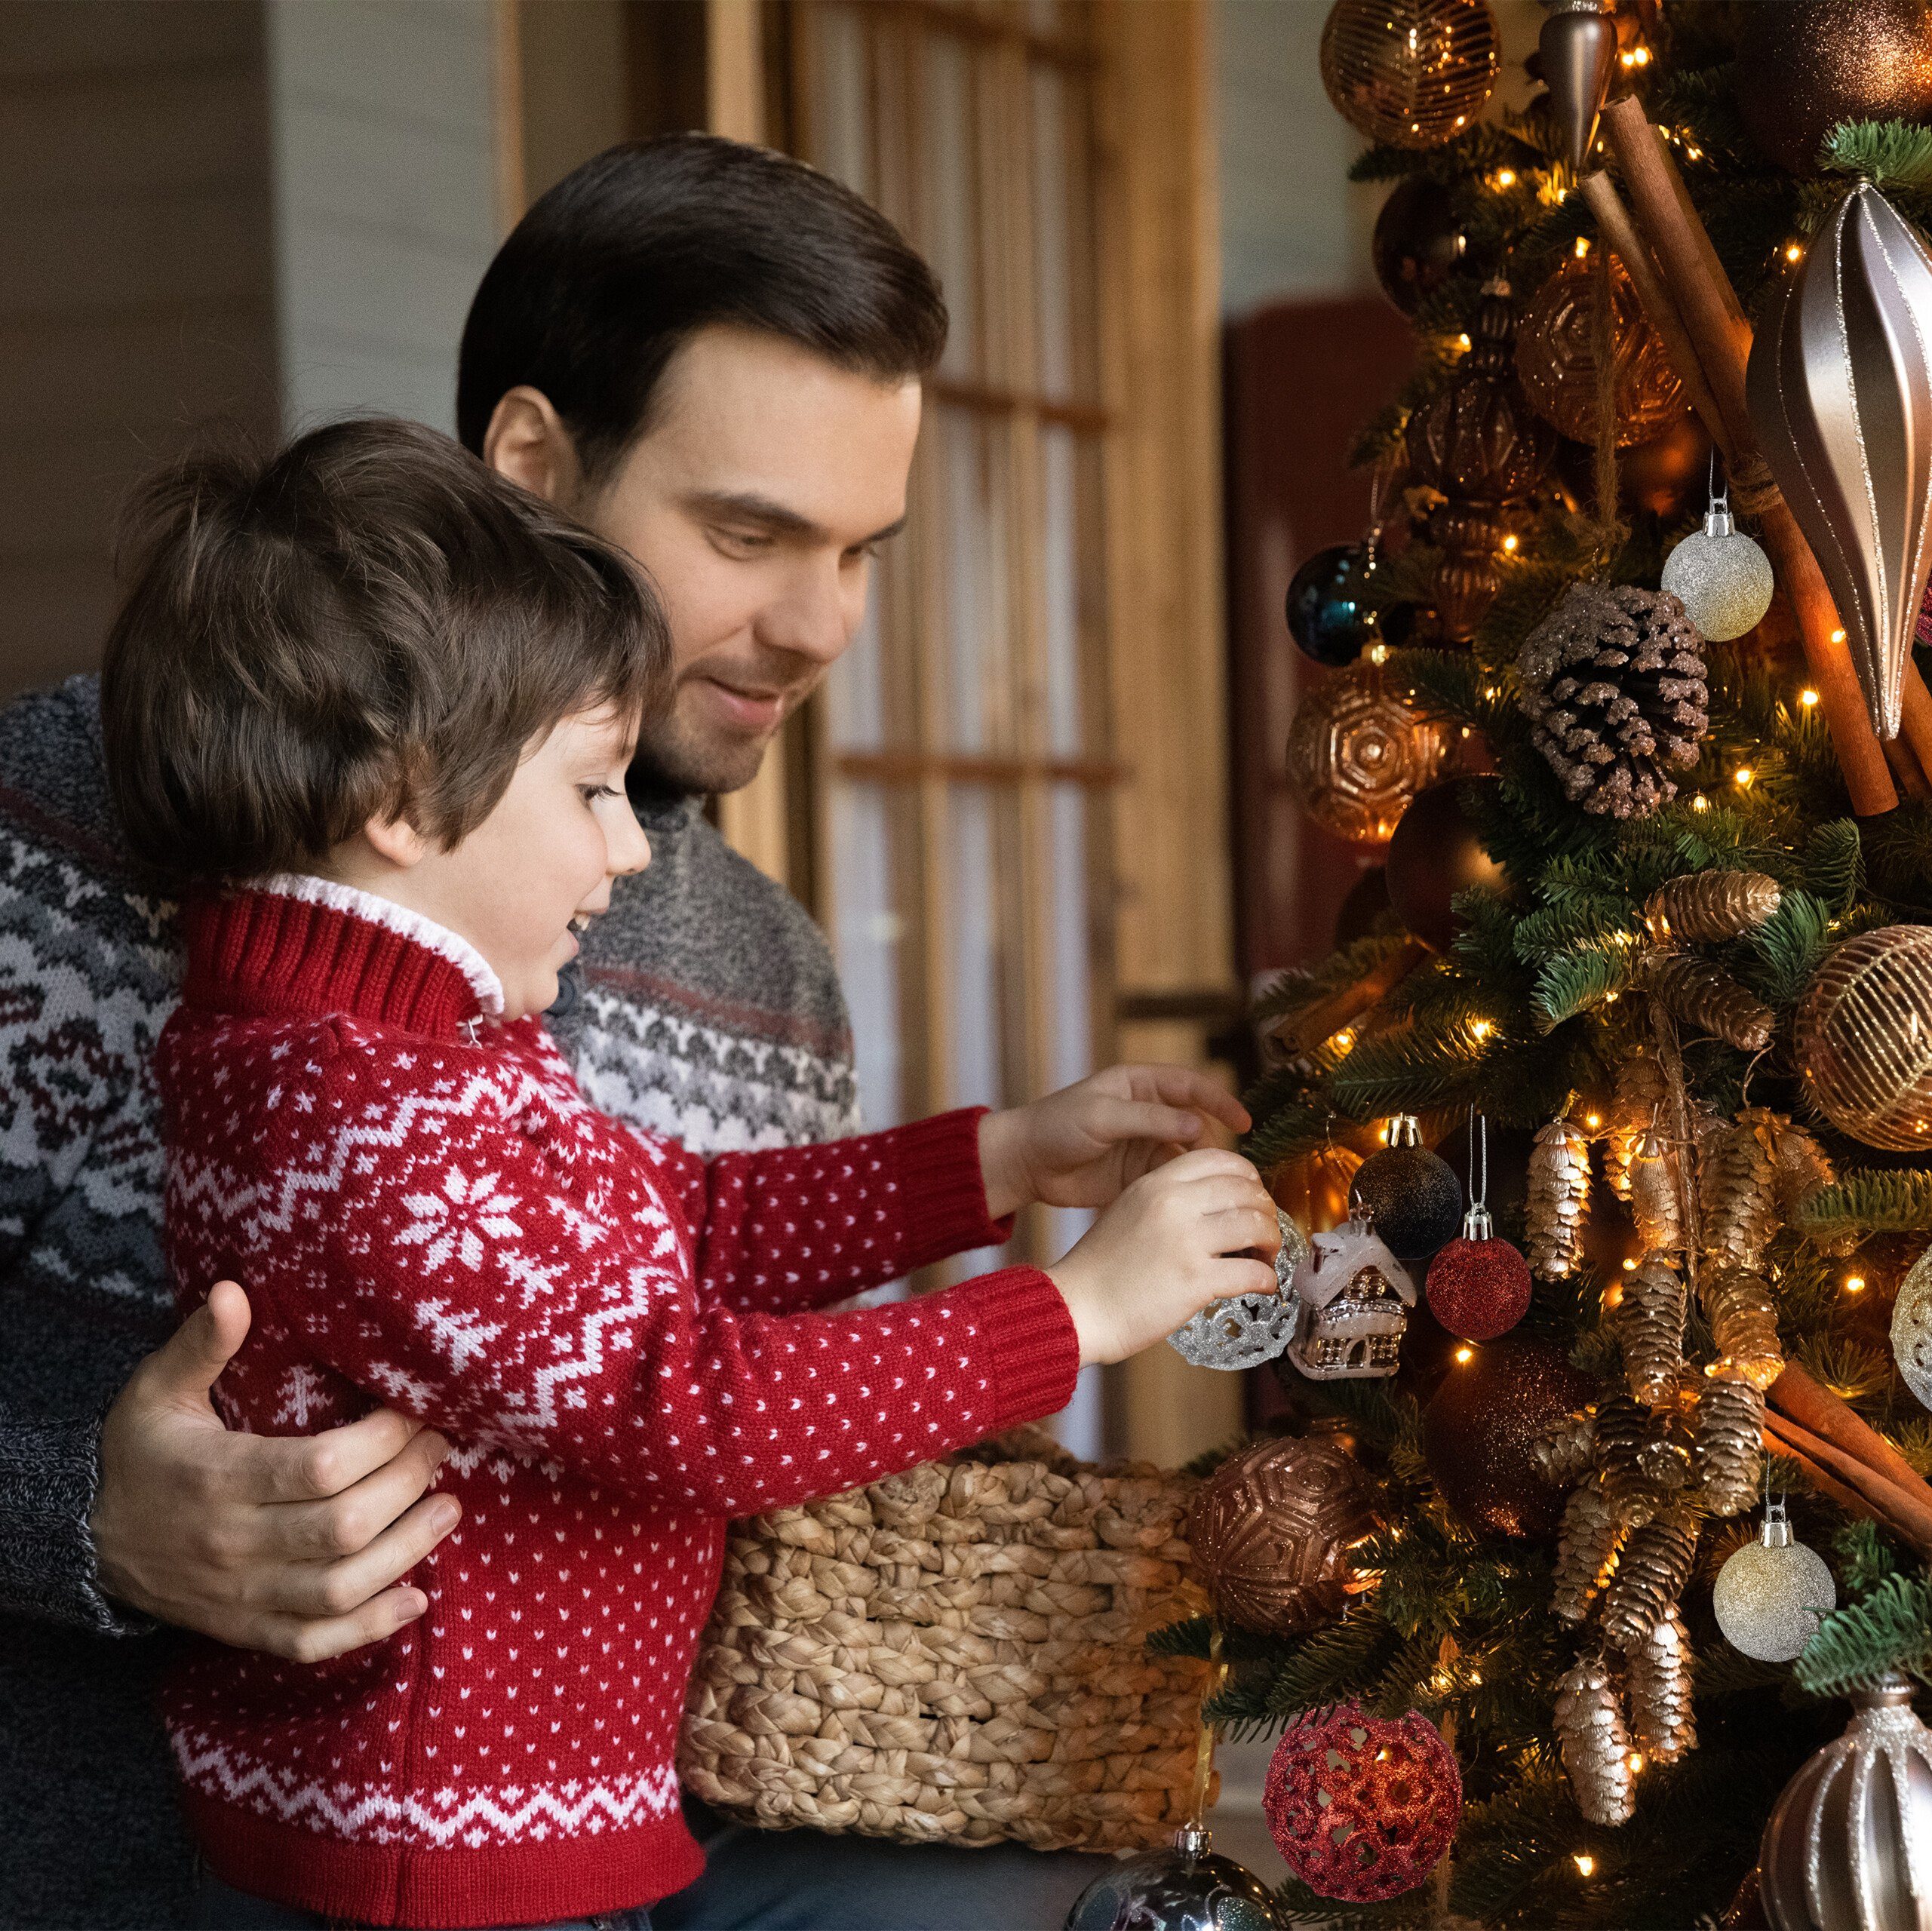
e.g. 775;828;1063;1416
573;327;923;796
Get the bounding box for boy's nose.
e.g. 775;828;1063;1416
610;812;651;878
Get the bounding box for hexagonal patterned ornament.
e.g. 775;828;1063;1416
1187;1434;1378;1635
1285;665;1451;846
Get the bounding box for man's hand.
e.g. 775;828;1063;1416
90;1280;462;1662
978;1065;1252;1221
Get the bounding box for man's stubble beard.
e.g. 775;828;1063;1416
628;697;780;800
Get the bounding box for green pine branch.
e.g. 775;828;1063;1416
1794;1570;1932;1696
1797;1168;1932;1236
1821;117;1932;189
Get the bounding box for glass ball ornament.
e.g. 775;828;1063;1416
1319;0;1500;152
1063;1822;1287;1931
1891;1242;1932;1411
1712;1500;1836;1662
1371;174;1467;316
1286;542;1383;667
1660;500;1776;642
1169;1209;1310;1371
1350;1113;1463;1260
1285;665;1451;846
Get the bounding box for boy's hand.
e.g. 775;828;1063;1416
1046;1149;1279;1366
978;1065;1252;1220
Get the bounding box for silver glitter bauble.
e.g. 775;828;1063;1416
1759;1674;1932;1931
1891;1242;1932;1411
1660;502;1777;641
1713;1502;1837;1662
1064;1823;1288;1930
1170;1210;1310;1370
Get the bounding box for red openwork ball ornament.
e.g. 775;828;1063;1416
1425;1233;1532;1340
1263;1702;1461;1902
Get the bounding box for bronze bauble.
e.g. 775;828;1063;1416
1384;775;1508;952
1372;176;1468;316
1188;1435;1378;1635
1516;252;1688;448
1734;0;1932;175
1285;665;1452;846
1795;927;1932;1150
1421;1334;1594;1538
1320;0;1500;151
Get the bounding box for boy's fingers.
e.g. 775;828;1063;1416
1208;1257;1281;1299
1100;1098;1204;1147
248;1408;432;1506
251;1586;430;1665
1153;1147;1261;1185
269;1430;454;1559
259;1494;462;1616
1138;1067;1251;1134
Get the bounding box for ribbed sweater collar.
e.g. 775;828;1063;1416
184;874;505;1041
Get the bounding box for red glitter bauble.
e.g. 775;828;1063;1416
1263;1702;1461;1902
1424;1234;1531;1340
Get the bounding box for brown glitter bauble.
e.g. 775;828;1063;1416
1189;1435;1378;1635
1795;927;1932;1150
1373;175;1469;315
1422;1334;1595;1538
1320;0;1500;150
1516;253;1688;448
1734;0;1932;175
1384;775;1508;952
1286;665;1451;846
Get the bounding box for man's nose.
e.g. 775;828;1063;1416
758;556;858;667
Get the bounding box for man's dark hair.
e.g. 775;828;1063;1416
456;134;948;483
101;417;668;886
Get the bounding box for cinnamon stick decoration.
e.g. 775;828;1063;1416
1761;1420;1886;1530
1762;1411;1932;1558
1769;1360;1931;1500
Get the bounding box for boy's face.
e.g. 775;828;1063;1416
570;327;923;797
397;706;650;1021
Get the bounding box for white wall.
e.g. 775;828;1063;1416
266;0;506;434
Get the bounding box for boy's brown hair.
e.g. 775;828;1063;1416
101;416;668;885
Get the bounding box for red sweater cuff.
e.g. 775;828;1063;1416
944;1265;1082;1430
890;1107;1012;1272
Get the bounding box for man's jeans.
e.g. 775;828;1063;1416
192;1829;1111;1931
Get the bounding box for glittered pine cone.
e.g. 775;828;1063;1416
1517;582;1709;819
1646;871;1782;944
1627;1606;1697;1764
1527;1118;1591;1279
1702;1266;1783;1392
1699;1116;1780;1275
1607;1054;1668;1203
1534;1408;1599;1487
1693;1375;1765;1518
1648;951;1776;1054
1615;1257;1687;1408
1553;1478;1626;1623
1556;1650;1636;1826
1601;1505;1700;1652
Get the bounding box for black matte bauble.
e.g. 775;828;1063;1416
1372;175;1467;316
1285;543;1381;667
1352;1142;1463;1259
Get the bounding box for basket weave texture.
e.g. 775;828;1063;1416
679;1428;1210;1853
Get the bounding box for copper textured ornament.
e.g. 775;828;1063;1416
1384;775;1508;952
1064;1822;1290;1931
1187;1434;1377;1635
1888;1242;1932;1411
1421;1334;1593;1538
1538;0;1617;173
1285;665;1451;846
1372;175;1467;317
1734;0;1932;175
1169;1209;1310;1371
1746;183;1932;739
1795;928;1932;1150
1758;1674;1932;1931
1516;252;1688;448
1406;281;1559;639
1319;0;1499;150
1287;1216;1415;1380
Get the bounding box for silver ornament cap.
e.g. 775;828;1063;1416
1712;1500;1837;1662
1660;502;1776;642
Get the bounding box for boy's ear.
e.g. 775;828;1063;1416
483;387;584;508
361;812;432;870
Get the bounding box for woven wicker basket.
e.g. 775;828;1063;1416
679;1428;1210;1854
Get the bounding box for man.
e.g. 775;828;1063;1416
0;135;1116;1928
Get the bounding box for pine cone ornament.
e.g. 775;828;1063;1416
1628;1126;1686;1253
1595;1392;1666;1519
1615;1256;1687;1406
1556;1650;1636;1825
1527;1118;1591;1278
1703;1266;1784;1392
1606;1054;1668;1203
1534;1408;1599;1487
1699;1114;1780;1274
1645;871;1782;944
1771;1116;1835;1222
1693;1374;1766;1518
1553;1479;1626;1622
1648;951;1776;1051
1628;1606;1697;1764
1602;1505;1700;1651
1517;582;1709;820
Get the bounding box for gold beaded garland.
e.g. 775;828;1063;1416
1319;0;1500;151
1795;927;1932;1150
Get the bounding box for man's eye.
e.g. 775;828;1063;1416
713;527;771;556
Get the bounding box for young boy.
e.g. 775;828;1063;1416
100;419;1278;1931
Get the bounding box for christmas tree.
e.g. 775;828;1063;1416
1169;4;1932;1924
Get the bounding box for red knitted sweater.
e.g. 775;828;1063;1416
155;876;1080;1929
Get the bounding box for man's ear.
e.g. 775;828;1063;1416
359;812;432;871
482;386;584;507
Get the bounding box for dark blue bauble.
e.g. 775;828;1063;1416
1064;1827;1287;1930
1285;543;1381;666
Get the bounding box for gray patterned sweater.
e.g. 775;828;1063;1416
0;676;857;1929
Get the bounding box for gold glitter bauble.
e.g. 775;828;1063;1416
1319;0;1499;150
1795;927;1932;1150
1515;253;1688;448
1285;665;1451;846
1189;1435;1377;1635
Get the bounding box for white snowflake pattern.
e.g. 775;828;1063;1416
396;1168;524;1271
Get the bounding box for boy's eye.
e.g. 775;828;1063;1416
582;784;622;803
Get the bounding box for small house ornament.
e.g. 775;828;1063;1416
1288;1209;1414;1379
